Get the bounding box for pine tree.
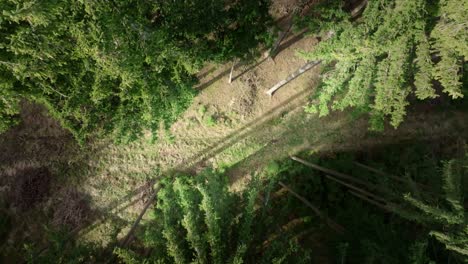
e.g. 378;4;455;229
302;0;467;129
404;159;468;258
117;170;311;264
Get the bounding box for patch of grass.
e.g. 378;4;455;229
203;115;217;127
198;104;207;117
214;139;265;168
163;131;176;144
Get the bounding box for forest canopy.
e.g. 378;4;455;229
0;0;271;142
301;0;467;129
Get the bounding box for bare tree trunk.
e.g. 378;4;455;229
353;162;432;192
292;156;395;198
291;156;368;187
351;0;368;18
348;191;391;212
325;175;387;204
228;60;236;84
266;60;321;96
279;181;345;233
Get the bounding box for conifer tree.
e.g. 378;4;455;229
116;170;311;264
301;0;467;129
404;159;468;258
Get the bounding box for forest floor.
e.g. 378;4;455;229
1;0;468;255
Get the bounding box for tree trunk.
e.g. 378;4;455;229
292;156;394;198
353;161;432;192
325;175;387;204
348;190;391;212
291;156;367;186
269;23;293;59
228;60;236;84
266;60;321;96
351;0;368;18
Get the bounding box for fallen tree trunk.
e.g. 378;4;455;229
269;23;294;59
292;156;396;198
325;175;387;204
228;60;236;84
348;190;391;212
268;0;319;59
351;0;368;18
353;161;433;192
291;156;368;187
266;60;321;96
266;0;369;96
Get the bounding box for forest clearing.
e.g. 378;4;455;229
0;0;467;263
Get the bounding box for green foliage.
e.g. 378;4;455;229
120;169;311;264
113;248;151;264
203;115;217;127
431;0;468;98
0;0;272;143
266;156;433;263
24;228;99;264
404;159;468;258
302;0;467;129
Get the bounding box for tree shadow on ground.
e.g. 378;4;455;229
225;99;468;186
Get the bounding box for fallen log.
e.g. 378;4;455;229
291;156;368;187
266;60;321;96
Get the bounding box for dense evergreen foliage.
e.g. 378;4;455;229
301;0;467;129
404;159;468;258
270;146;467;262
115;170;312;264
0;0;271;142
